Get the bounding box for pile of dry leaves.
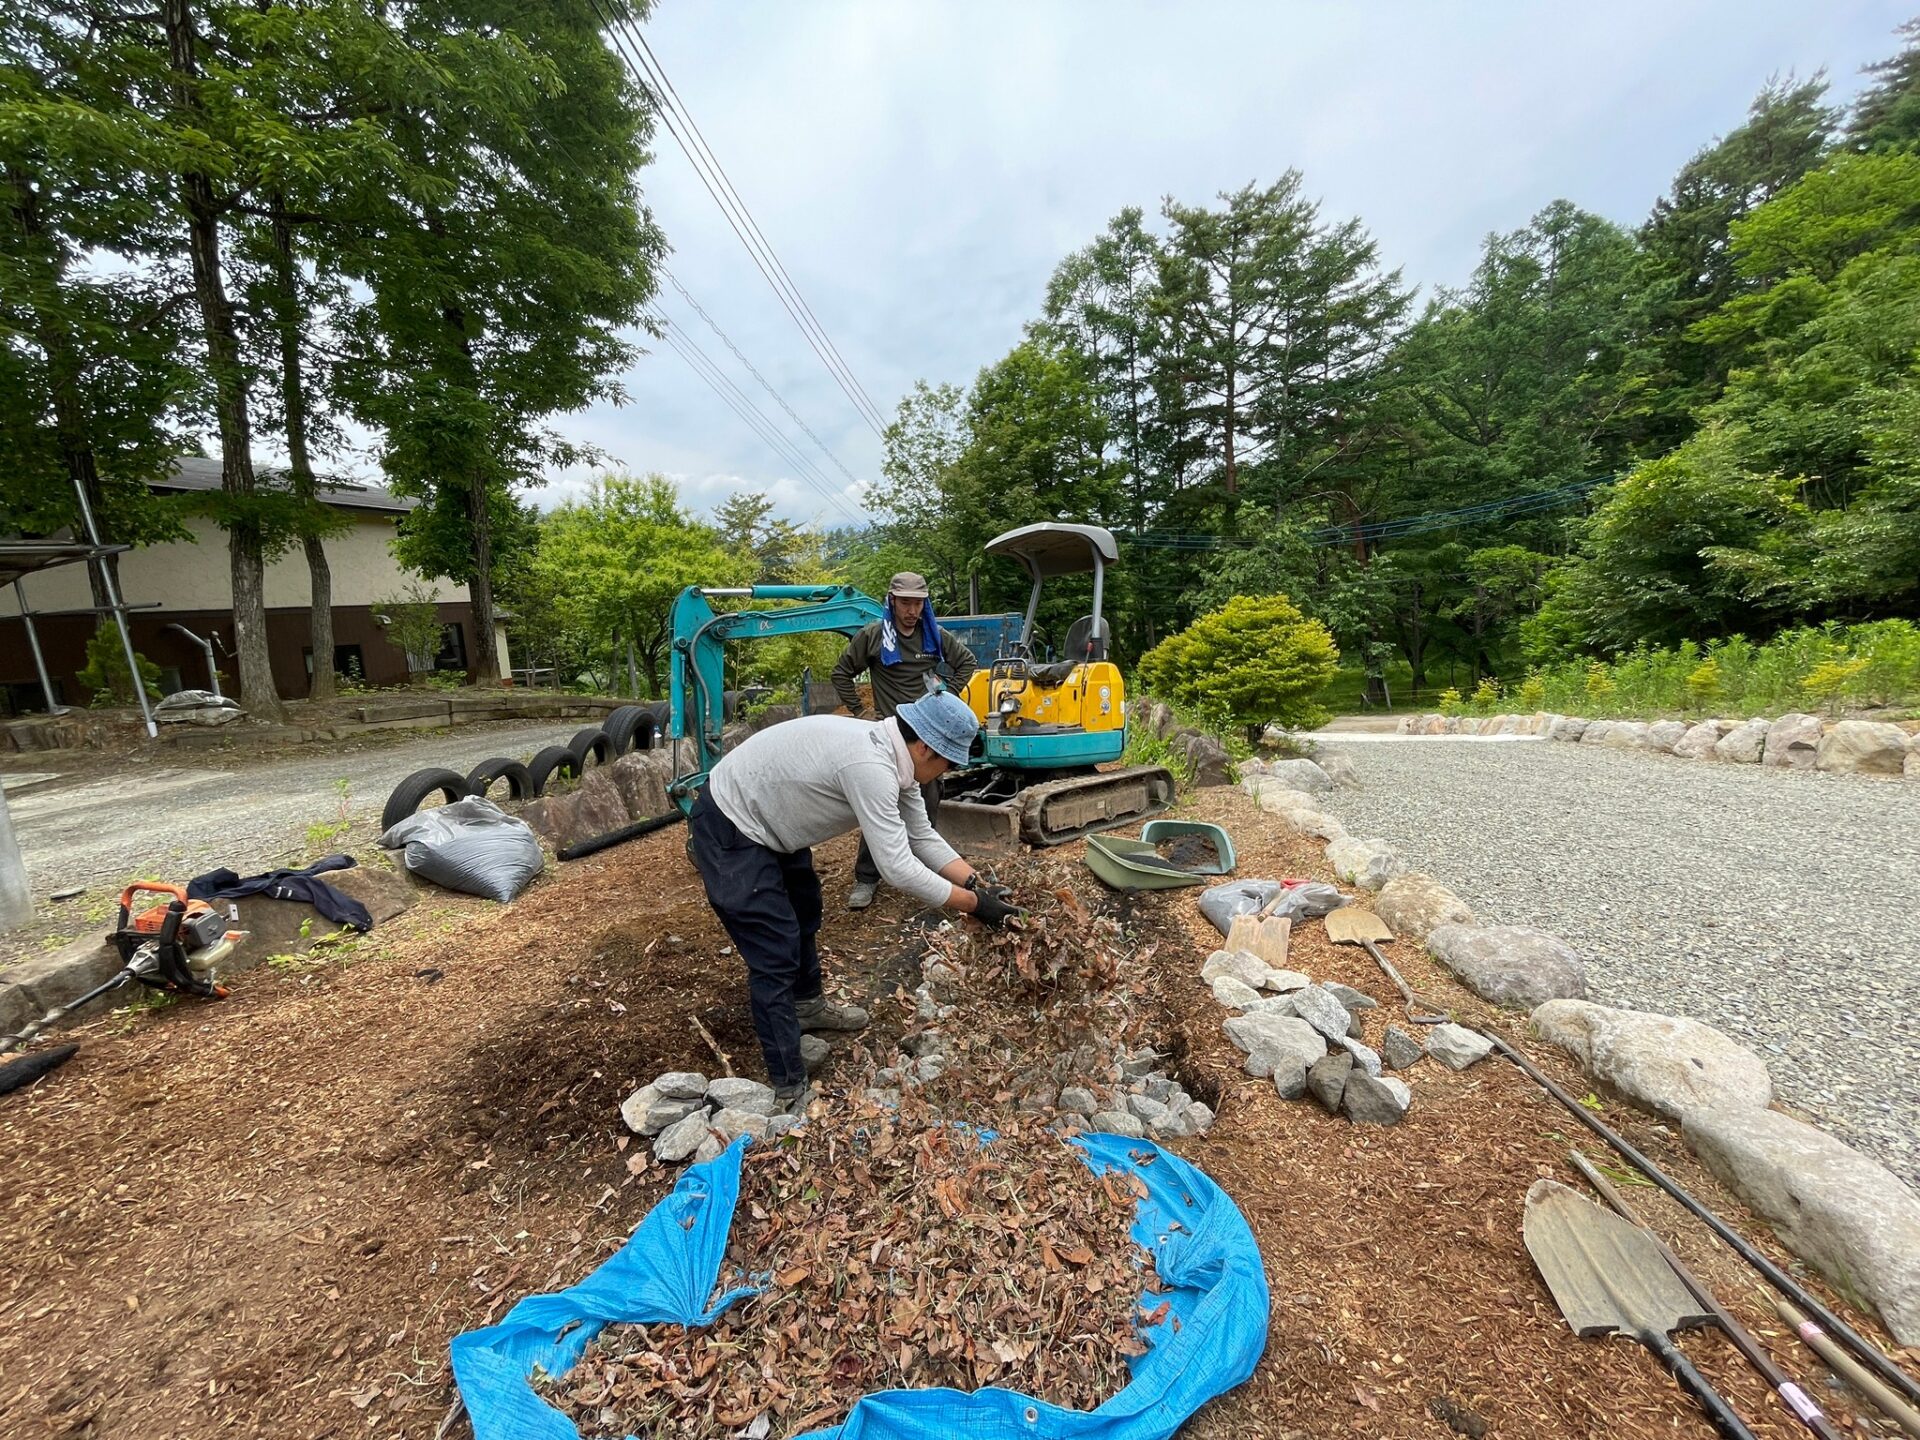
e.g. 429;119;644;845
540;1103;1158;1438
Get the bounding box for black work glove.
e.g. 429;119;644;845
970;889;1022;929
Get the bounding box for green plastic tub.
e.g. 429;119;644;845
1139;819;1236;875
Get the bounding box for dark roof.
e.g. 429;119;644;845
155;455;415;514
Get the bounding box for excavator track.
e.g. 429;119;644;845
938;764;1177;855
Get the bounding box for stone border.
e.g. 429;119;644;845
1396;710;1920;779
1236;754;1920;1347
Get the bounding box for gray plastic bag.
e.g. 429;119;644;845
1199;878;1346;936
379;796;544;902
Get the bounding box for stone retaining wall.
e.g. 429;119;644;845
1396;709;1920;779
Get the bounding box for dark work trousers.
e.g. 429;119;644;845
687;787;822;1088
854;780;941;887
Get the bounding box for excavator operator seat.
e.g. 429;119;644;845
1064;614;1109;663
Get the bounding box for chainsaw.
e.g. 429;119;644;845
0;882;245;1055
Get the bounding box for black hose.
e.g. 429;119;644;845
0;1043;80;1096
556;807;686;861
1488;1031;1920;1408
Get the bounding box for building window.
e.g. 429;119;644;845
302;645;368;684
4;679;67;716
434;623;467;672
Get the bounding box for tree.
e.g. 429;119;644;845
1846;18;1920;153
1136;594;1339;742
339;0;665;685
714;491;803;582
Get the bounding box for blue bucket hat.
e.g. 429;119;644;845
896;691;978;767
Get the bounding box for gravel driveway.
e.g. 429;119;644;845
1323;736;1920;1188
3;720;589;903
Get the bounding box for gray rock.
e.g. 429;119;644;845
1425;1022;1492;1071
1089;1109;1147;1138
1223;1011;1327;1070
653;1108;712;1163
1672;719;1733;759
1283;808;1347;842
922;958;960;990
1686;1104;1920;1346
1059;1085;1098;1117
1531;999;1772;1123
1763;712;1824;770
1547;716;1590;742
800;1034;831;1074
1816;720;1910;776
1210;975;1263;1009
705;1077;777;1116
653;1071;709;1100
914;1053;947;1084
1325;836;1407;892
1120;1047;1161;1080
1186;1102;1216;1134
1289;985;1355;1044
1342;1070;1410;1125
692;1134;725;1164
1270;1056;1309;1100
765;1113;802;1139
1379;1076;1411;1108
711;1106;771;1144
1646;720;1689;754
1262;757;1334;795
1580;720;1614;745
1262;968;1312;993
1319;752;1359;788
1337;1035;1383;1077
1381;1026;1425;1072
1202;948;1272;990
1375;873;1474;943
1602;721;1651;750
1307;1051;1353;1112
1714;717;1771;763
1254;785;1322;817
1427;923;1586;1009
1142;1073;1177;1104
1128;1093;1176;1132
618;1082;661;1134
1326;983;1378;1014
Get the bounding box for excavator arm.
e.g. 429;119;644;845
666;584;884;808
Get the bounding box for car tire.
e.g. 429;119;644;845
381;767;470;832
603;706;654;757
466;757;533;803
527;745;582;795
569;726;611;768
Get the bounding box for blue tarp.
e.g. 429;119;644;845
450;1131;1269;1440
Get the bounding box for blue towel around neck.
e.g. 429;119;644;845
878;600;941;666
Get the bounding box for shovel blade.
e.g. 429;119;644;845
1523;1179;1713;1340
1326;907;1394;946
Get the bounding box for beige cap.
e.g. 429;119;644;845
888;571;930;599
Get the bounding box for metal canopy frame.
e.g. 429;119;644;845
982;523;1118;651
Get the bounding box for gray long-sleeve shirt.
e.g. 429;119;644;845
831;618;976;718
707;714;961;906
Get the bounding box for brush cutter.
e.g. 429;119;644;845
0;882;244;1056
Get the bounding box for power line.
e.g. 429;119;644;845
648;311;865;526
661;266;867;495
587;0;889;438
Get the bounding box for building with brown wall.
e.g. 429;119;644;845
0;458;510;714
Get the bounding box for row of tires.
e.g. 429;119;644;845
381;700;698;833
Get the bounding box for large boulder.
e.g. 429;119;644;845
1602;721;1650;750
1254;785;1320;817
608;751;672;821
1374;873;1473;943
1646;720;1689;754
1260;758;1333;795
1172;729;1234;786
1686;1104;1920;1346
1427;924;1585;1009
1815;720;1909;777
1547;716;1590;743
1318;751;1359;788
1762;712;1824;770
1579;720;1614;745
1714;718;1771;764
1673;719;1733;759
1531;999;1770;1122
530;768;631;852
1280;808;1346;842
1325;836;1407;892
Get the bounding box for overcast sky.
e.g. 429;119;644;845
495;2;1912;525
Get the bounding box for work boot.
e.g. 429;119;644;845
847;881;878;911
773;1080;814;1116
796;995;870;1033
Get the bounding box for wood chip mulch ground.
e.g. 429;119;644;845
0;780;1906;1440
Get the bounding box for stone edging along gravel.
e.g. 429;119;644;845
1397;709;1920;779
1237;753;1920;1350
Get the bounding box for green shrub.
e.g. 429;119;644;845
1436;686;1463;715
1469;677;1501;713
77;624;162;707
1583;662;1616;706
1516;673;1547;711
1135;594;1339;745
1685;658;1721;711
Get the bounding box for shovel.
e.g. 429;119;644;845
1324;907;1447;1024
1524;1178;1759;1440
1225;888;1292;968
